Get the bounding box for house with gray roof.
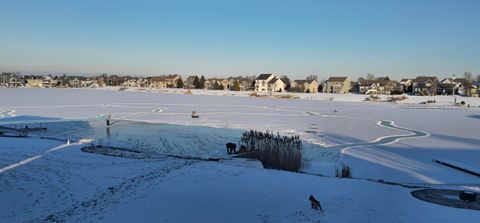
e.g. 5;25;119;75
254;74;285;93
412;76;439;96
323;77;351;94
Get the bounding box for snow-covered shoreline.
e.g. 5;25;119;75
88;86;480;106
1;136;479;223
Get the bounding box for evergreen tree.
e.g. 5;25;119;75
281;76;291;91
213;81;220;90
200;75;206;89
233;80;241;91
193;76;201;89
176;78;184;88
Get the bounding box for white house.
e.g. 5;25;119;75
255;74;285;92
323;77;351;94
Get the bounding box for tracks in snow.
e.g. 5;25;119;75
31;159;196;223
323;120;430;152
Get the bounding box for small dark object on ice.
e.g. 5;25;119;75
309;195;323;212
226;143;236;155
459;191;477;202
191;111;199;118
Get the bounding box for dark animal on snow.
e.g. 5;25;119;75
226;143;237;155
309;195;323;211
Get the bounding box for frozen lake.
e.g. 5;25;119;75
1;88;480;184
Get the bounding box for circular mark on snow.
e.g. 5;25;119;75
411;189;480;210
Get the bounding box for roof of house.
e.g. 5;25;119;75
359;79;401;87
294;80;307;85
228;77;255;82
415;82;435;88
256;74;273;80
375;77;390;81
150;75;181;82
166;74;180;79
149;76;166;82
414;76;438;82
0;72;20;79
326;77;348;82
440;83;456;88
294;79;316;85
454;78;470;86
70;76;88;81
268;77;284;85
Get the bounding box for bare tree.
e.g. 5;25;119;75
476;74;480;82
306;75;318;81
366;73;375;80
464;72;473;83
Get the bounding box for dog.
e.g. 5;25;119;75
226;143;237;155
309;195;323;212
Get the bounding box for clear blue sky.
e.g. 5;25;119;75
1;0;479;79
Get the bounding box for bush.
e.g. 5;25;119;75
240;130;303;172
389;95;408;102
249;92;259;97
274;94;299;99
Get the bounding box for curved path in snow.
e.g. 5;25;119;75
0;110;16;118
328;120;429;150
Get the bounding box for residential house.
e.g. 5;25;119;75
184;76;199;89
42;75;56;88
24;75;44;88
254;74;285;92
267;77;286;92
439;78;458;95
357;77;403;95
85;77;100;88
228;76;255;91
470;84;479;97
122;79;137;87
122;78;147;88
454;78;473;96
400;79;413;93
206;78;230;90
106;75;127;87
69;76;87;88
149;75;182;88
0;72;22;87
323;77;351;94
412;76;440;96
55;75;71;88
136;78;148;88
255;74;274;92
438;77;477;96
291;79;319;93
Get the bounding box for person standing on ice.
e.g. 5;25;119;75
106;114;112;127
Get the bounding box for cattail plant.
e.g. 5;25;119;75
240;130;303;172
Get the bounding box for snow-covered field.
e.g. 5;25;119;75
1;88;480;222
